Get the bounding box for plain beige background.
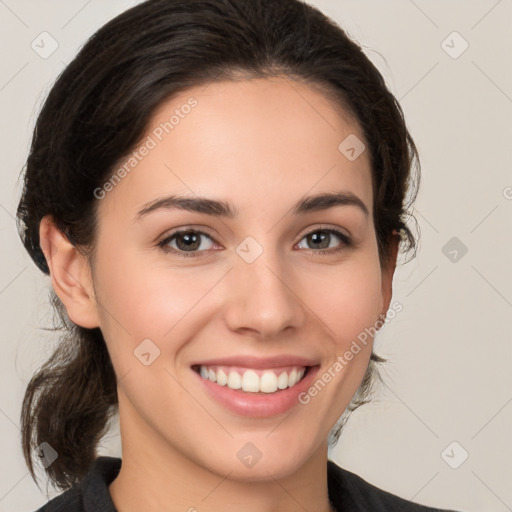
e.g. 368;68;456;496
1;1;511;511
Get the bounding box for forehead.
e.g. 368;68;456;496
99;76;373;221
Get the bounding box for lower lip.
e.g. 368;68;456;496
193;365;320;418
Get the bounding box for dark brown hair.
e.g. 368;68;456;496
16;0;420;492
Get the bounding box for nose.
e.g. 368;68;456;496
223;246;307;339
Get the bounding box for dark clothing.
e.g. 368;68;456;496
34;456;461;511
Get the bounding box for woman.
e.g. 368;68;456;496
16;0;462;510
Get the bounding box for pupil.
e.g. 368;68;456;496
178;232;199;250
310;232;328;249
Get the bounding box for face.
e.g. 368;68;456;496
81;76;393;480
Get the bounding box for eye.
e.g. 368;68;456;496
296;228;351;254
158;226;352;258
158;229;216;258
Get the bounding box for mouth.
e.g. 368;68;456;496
190;362;320;418
191;364;312;394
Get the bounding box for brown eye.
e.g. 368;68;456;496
297;228;351;253
158;230;215;257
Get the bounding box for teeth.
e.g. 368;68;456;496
216;368;228;386
260;371;278;393
242;370;259;392
198;365;307;393
227;370;242;389
277;371;288;390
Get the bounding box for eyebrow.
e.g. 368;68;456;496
134;190;369;221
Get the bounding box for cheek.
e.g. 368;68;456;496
92;246;225;354
91;255;209;410
289;258;384;435
305;257;383;348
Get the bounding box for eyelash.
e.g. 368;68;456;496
157;227;352;258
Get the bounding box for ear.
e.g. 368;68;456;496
39;215;100;329
380;230;400;318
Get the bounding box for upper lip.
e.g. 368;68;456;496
191;355;319;369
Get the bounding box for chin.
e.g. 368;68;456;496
197;436;317;483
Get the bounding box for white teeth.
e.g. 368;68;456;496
241;370;259;392
227;370;242;389
260;371;278;393
216;368;228;386
198;365;307;393
277;371;288;390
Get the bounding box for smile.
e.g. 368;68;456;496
194;364;309;394
190;356;320;417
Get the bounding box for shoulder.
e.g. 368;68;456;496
33;485;82;512
32;456;121;512
327;459;462;512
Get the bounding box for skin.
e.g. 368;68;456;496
40;75;398;512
